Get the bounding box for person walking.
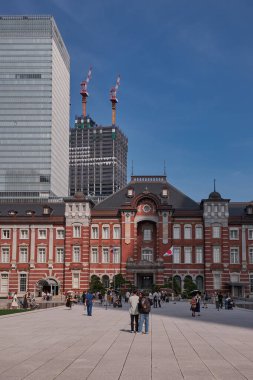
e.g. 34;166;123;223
23;293;29;309
153;291;158;308
11;292;19;309
81;291;86;305
86;290;94;316
215;292;220;311
66;294;72;309
128;289;139;333
137;292;151;334
195;292;201;316
157;291;162;308
203;292;208;308
218;292;223;309
125;290;130;303
190;295;197;317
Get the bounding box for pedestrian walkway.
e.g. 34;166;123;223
0;301;253;379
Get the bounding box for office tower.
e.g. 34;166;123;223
0;16;70;199
69;116;128;199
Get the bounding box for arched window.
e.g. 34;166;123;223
173;275;182;292
184;275;192;290
195;225;203;239
173;224;181;239
184;224;192;239
195;275;203;291
102;275;110;288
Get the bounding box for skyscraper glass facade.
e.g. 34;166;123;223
0;16;70;199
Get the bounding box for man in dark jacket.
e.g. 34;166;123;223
137;292;151;334
86;290;94;316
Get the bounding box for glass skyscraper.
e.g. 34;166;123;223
0;16;70;199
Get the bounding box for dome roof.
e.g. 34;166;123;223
74;191;85;200
208;191;222;200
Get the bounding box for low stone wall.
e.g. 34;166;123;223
235;303;253;310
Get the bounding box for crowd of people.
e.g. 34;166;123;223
190;291;235;317
11;291;39;310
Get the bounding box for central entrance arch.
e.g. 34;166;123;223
137;273;154;290
36;278;59;296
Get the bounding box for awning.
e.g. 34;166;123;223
228;282;246;287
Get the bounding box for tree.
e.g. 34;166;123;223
89;275;104;294
163;277;181;295
183;277;196;298
111;273;126;290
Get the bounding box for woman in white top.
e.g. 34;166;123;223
11;292;19;309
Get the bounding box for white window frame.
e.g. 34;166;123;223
213;246;221;263
72;272;80;289
0;272;9;293
143;228;152;241
173;247;180;263
38;247;46;263
195;225;203;239
56;247;64;263
213;273;221;290
195;247;203;263
184;225;192;240
173;225;181;239
112;247;121;263
38;229;47;239
1;229;10;239
19;272;27;292
91;247;98;263
20;229;29;239
19;246;28;263
249;247;253;264
91;225;99;239
113;225;121;239
230;247;239;264
184;247;192;263
212;226;220;239
1;247;10;263
229;228;239;240
102;247;110;263
102;225;110;239
248;229;253;240
141;248;153;262
56;229;65;239
230;273;240;282
73;246;80;262
73;225;81;238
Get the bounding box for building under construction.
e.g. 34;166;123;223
69;70;128;199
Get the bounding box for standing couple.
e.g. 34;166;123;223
129;290;151;334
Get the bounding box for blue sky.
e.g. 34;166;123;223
2;0;253;201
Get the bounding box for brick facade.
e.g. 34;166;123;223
0;177;253;298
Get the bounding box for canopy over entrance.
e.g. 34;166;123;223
36;278;59;296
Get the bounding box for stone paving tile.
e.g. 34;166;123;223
0;302;253;379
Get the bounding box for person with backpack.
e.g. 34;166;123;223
137;292;151;334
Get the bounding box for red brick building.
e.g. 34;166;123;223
0;175;253;298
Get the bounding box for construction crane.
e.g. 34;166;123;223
110;75;120;125
80;66;92;117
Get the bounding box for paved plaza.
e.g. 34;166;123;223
0;301;253;380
